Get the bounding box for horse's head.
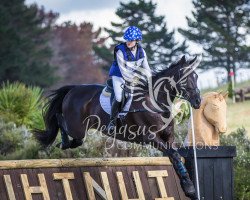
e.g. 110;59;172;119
203;92;228;134
143;54;202;113
174;55;202;109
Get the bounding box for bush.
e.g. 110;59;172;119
0;120;27;155
0;82;44;129
0;119;47;160
228;81;233;98
220;128;250;200
220;127;250;166
0;119;41;159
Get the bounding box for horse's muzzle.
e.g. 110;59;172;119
190;97;201;109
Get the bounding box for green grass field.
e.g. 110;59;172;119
227;100;250;136
201;80;250;137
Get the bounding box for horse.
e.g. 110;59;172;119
34;55;202;199
184;91;228;146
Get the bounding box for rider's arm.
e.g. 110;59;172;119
142;49;152;77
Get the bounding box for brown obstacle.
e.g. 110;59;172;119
0;157;189;200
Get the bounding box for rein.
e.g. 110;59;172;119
121;83;185;100
119;108;169;114
120;83;188;114
115;59;198;114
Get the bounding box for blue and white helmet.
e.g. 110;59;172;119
123;26;142;41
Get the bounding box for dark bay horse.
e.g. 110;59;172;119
34;55;202;199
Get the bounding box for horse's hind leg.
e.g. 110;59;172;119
56;113;70;149
147;135;197;199
56;113;83;150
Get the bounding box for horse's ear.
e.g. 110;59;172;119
182;54;202;71
181;55;186;63
178;55;186;66
188;56;197;65
223;91;229;99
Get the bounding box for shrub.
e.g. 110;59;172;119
220;128;250;200
220;127;250;166
0;120;26;155
0;82;44;129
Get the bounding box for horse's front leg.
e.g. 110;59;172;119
146;133;197;200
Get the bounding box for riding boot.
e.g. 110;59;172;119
170;151;197;199
107;99;121;132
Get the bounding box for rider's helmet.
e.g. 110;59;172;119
123;26;142;41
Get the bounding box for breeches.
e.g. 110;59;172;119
112;76;124;102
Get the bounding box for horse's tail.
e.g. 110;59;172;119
33;85;76;147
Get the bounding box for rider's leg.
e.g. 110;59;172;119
108;76;124;131
112;76;124;102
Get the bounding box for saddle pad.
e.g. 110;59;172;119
99;88;133;117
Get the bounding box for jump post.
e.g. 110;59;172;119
0;146;236;200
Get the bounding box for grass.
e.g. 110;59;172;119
226;100;250;137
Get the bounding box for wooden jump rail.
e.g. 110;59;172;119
0;157;172;169
0;157;188;200
0;147;236;200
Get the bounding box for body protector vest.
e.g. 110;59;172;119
109;43;145;77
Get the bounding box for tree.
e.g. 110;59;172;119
50;22;106;87
178;0;250;82
94;0;188;70
0;0;58;87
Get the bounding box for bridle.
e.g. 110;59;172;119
119;70;199;113
122;69;198;100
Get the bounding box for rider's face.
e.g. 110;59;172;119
126;40;137;48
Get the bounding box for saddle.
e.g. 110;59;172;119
102;79;113;97
102;79;130;109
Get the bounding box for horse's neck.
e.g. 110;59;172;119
152;73;177;97
133;76;176;108
187;107;218;146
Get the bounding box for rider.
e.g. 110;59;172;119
108;26;152;131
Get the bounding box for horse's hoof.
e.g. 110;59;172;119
69;139;83;149
56;142;70;150
180;176;197;199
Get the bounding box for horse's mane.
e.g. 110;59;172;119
154;55;186;78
